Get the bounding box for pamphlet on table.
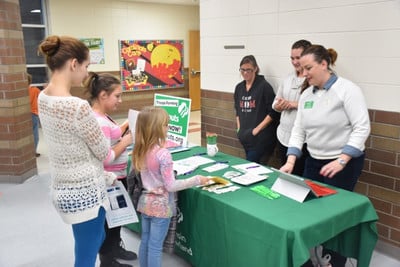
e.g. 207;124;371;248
232;163;273;175
173;156;215;175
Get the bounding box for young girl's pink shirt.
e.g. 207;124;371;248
94;112;128;179
137;145;201;218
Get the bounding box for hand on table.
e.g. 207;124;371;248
280;162;294;174
198;175;210;185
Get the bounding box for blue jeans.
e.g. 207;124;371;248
303;154;365;191
139;214;171;267
32;114;39;152
72;207;106;267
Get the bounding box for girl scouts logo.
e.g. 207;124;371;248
304;101;314;109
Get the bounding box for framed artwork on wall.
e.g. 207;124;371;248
119;40;184;91
81;38;105;64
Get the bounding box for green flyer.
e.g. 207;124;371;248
154;94;191;147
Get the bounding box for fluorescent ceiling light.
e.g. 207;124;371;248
30;9;41;13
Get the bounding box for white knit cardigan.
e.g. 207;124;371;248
38;93;115;224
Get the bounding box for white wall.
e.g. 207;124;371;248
200;0;400;113
47;0;199;71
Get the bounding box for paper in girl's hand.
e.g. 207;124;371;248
128;109;139;143
210;176;230;185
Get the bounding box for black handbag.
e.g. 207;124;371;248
126;170;143;210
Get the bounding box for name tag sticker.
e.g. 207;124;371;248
304;101;314;109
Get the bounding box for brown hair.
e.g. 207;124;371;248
132;106;169;171
291;39;312;50
83;72;121;104
301;44;338;68
37;35;89;71
239;55;260;75
300;44;338;93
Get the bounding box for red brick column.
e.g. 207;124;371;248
0;0;37;183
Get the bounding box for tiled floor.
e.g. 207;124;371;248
0;110;399;267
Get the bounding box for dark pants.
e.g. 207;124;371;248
303;153;365;191
245;131;277;164
32;113;40;152
301;153;365;267
99;178;128;256
245;145;275;164
278;142;308;176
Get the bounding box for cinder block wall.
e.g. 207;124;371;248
201;89;400;249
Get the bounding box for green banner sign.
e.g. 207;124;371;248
154;94;191;147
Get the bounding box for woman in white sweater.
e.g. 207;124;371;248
280;44;370;267
37;35;116;267
281;45;370;191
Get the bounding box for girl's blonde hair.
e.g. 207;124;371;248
133;106;169;171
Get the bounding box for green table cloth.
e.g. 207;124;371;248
172;146;378;267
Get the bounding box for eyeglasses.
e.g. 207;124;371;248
239;68;254;73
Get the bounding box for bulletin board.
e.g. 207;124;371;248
119;40;184;91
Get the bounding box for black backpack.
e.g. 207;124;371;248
127;169;143;210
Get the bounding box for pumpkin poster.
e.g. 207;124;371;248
119;40;184;91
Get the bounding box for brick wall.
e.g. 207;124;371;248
201;90;240;156
201;89;281;168
201;89;400;249
357;110;400;248
0;0;37;183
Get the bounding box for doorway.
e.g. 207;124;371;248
188;30;200;111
